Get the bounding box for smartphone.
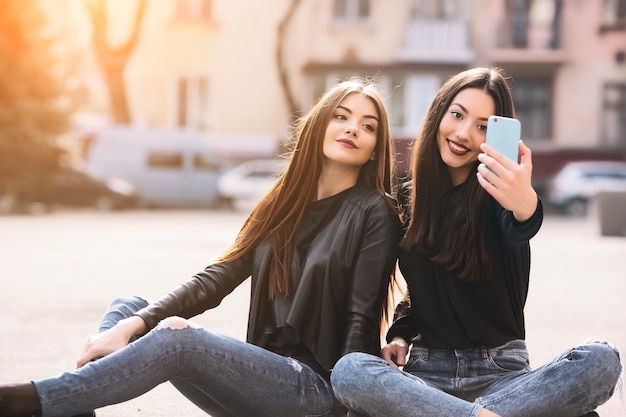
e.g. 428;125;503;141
486;116;520;163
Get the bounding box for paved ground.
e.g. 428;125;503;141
0;207;624;416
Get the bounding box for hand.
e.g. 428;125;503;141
381;337;409;368
76;316;147;368
476;140;538;222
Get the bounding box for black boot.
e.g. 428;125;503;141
71;413;96;417
0;383;41;417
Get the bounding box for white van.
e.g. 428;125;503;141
85;126;228;207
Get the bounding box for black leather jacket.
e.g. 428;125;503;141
135;183;402;375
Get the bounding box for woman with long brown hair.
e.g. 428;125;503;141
331;67;621;417
0;77;401;417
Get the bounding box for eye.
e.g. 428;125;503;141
334;113;347;120
451;111;462;119
478;124;488;132
363;123;376;132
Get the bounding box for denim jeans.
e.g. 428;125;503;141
331;339;622;417
32;296;338;417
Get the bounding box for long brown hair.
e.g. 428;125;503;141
402;67;515;283
221;77;396;303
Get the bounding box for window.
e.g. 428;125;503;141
175;76;209;131
511;79;551;140
333;0;371;22
147;152;184;170
602;0;626;30
602;83;626;145
503;0;561;48
193;153;220;171
174;0;211;21
386;74;440;135
409;0;463;19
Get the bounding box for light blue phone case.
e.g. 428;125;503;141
486;116;520;162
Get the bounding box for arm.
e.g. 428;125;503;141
381;296;417;367
77;255;251;367
133;255;251;330
342;196;402;357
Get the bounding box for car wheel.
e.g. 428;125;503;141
95;196;114;211
565;198;587;217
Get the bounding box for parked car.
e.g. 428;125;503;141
20;166;139;212
217;159;287;208
547;161;626;216
86;126;229;207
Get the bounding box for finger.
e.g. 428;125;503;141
518;140;533;167
396;351;407;367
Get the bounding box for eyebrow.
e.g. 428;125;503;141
337;105;379;123
450;102;490;122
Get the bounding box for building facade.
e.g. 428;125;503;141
65;0;626;183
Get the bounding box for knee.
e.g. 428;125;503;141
576;339;623;384
109;295;150;311
332;353;372;381
156;316;199;330
331;352;384;394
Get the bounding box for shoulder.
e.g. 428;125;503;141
347;183;398;214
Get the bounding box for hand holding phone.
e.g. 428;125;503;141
485;116;520;163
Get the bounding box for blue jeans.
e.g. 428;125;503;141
32;296;338;417
331;339;622;417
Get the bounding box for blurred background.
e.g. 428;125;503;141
1;2;625;415
0;0;625;221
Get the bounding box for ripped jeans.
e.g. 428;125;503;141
32;296;336;417
331;340;622;417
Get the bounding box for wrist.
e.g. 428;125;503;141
119;315;148;336
391;336;409;347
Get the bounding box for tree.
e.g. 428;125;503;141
0;0;73;203
82;0;146;124
276;0;303;123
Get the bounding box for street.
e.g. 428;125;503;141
1;208;624;416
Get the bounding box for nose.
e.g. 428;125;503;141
456;120;471;140
345;125;358;137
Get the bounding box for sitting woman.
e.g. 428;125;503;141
0;77;402;417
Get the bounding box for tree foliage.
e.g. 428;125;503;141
0;0;73;199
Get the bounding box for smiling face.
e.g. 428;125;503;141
437;87;496;186
322;92;379;172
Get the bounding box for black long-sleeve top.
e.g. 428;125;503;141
387;185;543;349
135;183;402;378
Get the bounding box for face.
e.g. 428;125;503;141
322;92;379;172
437;88;495;186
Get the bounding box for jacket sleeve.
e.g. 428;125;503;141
134;254;252;331
342;196;402;357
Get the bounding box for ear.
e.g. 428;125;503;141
369;151;376;161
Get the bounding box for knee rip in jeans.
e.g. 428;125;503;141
288;357;303;373
156;316;200;330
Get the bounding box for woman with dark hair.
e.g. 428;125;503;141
0;77;402;417
331;67;622;417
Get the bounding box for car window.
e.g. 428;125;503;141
147;152;184;170
247;169;275;178
193;153;220;171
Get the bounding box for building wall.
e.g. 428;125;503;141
57;0;625;159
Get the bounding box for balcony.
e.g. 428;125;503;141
485;9;566;75
397;19;474;64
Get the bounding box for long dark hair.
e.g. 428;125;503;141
221;77;395;301
402;67;515;283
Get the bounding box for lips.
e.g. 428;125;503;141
337;139;357;149
447;139;470;156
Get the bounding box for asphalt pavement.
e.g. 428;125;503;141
0;207;624;416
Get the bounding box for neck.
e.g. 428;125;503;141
316;163;360;201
